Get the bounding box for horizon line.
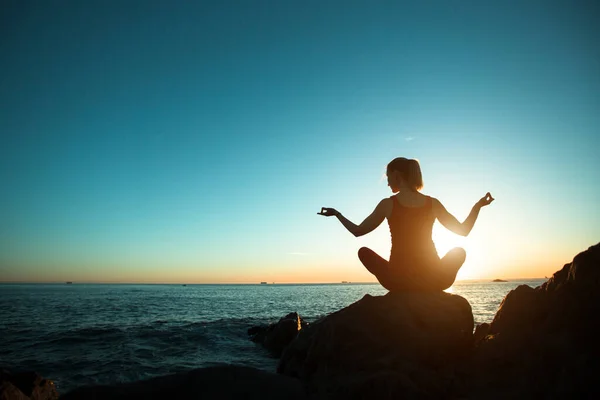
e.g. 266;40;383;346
0;277;549;285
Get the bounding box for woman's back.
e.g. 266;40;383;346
387;194;437;267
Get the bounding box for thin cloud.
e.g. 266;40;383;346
288;252;310;256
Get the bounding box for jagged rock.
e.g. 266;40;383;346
0;370;58;400
60;365;306;400
469;242;600;399
248;312;307;357
277;291;474;398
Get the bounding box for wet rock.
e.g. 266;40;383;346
60;365;306;400
277;291;474;398
0;369;58;400
248;312;307;357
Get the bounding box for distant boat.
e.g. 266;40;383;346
492;279;508;283
260;282;267;284
182;284;187;287
66;281;73;284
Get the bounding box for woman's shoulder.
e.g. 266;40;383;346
424;194;438;202
426;196;444;213
379;197;395;218
378;197;395;210
381;196;395;206
418;193;440;210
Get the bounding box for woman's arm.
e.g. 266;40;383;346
433;193;494;237
319;199;389;237
335;213;361;237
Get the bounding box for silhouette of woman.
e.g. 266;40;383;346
318;157;494;291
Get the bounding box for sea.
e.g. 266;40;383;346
0;279;546;394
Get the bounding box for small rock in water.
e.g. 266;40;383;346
248;312;308;357
473;323;491;344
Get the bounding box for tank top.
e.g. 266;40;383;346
387;195;438;268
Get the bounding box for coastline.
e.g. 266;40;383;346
4;240;597;400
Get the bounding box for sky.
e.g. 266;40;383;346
1;0;598;284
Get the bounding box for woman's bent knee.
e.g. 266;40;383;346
449;247;466;262
358;247;372;261
358;247;389;279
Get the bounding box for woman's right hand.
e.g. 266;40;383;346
477;192;495;208
318;207;339;217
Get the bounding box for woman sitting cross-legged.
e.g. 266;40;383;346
318;157;494;292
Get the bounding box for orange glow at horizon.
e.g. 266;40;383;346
0;250;571;284
0;223;586;284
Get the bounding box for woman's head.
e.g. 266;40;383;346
386;157;423;192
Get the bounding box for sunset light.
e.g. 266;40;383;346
1;1;598;397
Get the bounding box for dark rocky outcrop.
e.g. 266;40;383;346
277;291;474;398
60;365;306;400
0;370;58;400
469;242;600;399
248;312;308;357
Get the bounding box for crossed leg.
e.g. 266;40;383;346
357;247;407;291
358;247;398;290
358;246;466;292
437;247;466;290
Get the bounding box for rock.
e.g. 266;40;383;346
491;279;507;282
277;291;474;398
473;323;490;344
0;369;58;400
0;380;29;400
469;242;600;399
248;312;307;357
60;365;306;400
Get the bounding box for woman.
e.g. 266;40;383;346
318;157;494;291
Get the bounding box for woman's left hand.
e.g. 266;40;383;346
477;192;495;208
318;207;339;217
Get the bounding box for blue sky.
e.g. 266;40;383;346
1;0;598;283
